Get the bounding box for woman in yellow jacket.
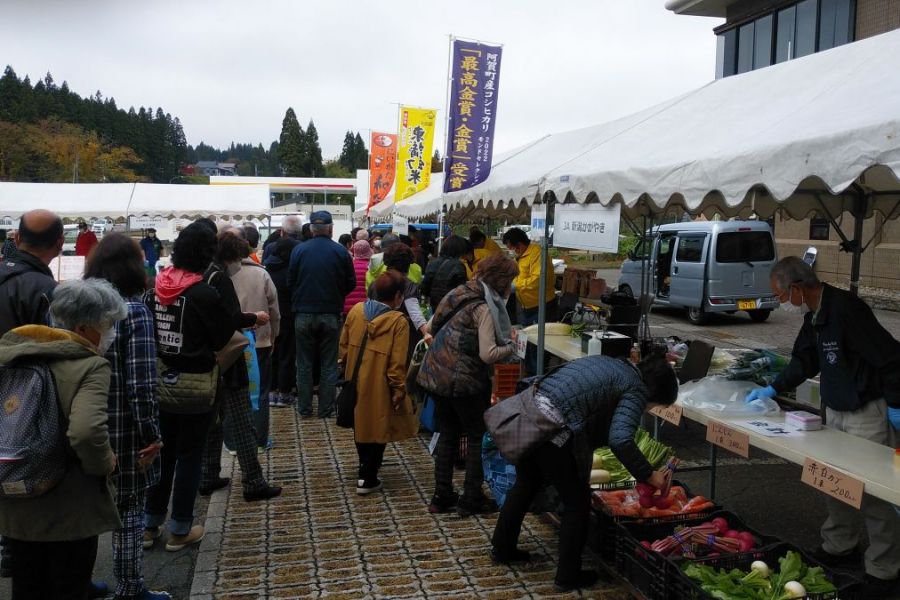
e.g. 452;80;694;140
339;271;418;495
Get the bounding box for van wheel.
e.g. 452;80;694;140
748;309;771;322
686;306;709;325
619;284;633;298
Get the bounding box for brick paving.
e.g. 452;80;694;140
188;409;629;599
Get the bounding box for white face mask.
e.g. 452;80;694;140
97;327;116;355
778;288;809;315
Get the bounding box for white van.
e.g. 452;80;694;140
617;221;779;324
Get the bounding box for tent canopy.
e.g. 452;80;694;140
442;29;900;221
0;182;272;223
353;174;446;221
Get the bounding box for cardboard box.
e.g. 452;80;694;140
562;267;606;299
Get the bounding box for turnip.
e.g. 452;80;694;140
783;581;806;598
710;517;729;535
653;495;673;509
750;560;770;578
590;469;611;484
738;538;755;552
639;495;655;508
724;529;741;540
737;531;756;546
636;483;655;497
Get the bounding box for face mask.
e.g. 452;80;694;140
779;301;803;314
226;262;242;276
97;327;116;355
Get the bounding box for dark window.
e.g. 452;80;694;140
737;21;755;74
795;0;817;57
809;218;830;240
715;231;776;263
754;15;774;68
819;0;854;51
676;236;706;263
721;29;738;77
776;5;797;63
631;238;651;260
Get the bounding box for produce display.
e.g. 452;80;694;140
522;322;571;336
683;550;837;600
595;485;715;518
592;429;675;485
640;515;760;558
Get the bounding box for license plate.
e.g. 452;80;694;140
738;299;758;310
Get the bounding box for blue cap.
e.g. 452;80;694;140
309;210;333;225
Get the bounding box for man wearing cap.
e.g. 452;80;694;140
288;211;356;418
139;228;164;278
75;221;98;257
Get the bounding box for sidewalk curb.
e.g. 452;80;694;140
188;453;233;600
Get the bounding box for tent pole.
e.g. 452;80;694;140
535;195;553;376
849;192;869;296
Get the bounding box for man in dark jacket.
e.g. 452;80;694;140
288;211;355;417
745;256;899;595
264;219;301;408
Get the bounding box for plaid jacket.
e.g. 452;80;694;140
105;298;161;496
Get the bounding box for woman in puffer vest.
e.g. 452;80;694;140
417;253;519;517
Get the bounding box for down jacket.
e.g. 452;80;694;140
537;355;655;483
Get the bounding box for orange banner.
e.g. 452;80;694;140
368;132;397;213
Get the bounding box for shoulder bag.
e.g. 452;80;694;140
336;331;368;429
156;360;219;414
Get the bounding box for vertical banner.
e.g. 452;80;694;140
395;107;437;202
367;132;397;213
444;40;502;193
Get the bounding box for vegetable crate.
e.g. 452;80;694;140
616;510;780;600
493;363;521;400
669;542;864;600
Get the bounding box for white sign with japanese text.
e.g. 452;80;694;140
392;214;409;237
553;203;621;253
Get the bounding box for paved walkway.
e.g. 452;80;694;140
188;409;629;599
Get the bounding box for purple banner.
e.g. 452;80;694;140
444;40;502;193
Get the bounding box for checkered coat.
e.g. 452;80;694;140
105;298;161;496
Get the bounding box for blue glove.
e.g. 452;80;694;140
745;385;776;403
888;407;900;430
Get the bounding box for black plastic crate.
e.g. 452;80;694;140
616;511;780;600
670;542;864;600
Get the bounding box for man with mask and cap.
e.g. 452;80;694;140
746;256;900;596
140;228;164;278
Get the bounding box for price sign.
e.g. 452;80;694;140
513;331;528;359
706;420;750;458
801;457;864;509
649;403;683;426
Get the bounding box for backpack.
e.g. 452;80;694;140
0;361;67;498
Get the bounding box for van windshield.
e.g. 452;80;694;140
715;231;775;263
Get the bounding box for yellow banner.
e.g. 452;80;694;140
395;106;437;202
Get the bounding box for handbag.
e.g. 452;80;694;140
156;360;220;414
336;331;368;429
482;381;564;465
419;394;438;432
217;330;250;371
406;338;428;404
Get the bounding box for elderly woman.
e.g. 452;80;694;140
0;279;125;599
340;271;418;494
84;234;168;600
491;354;678;592
343;240;373;318
417;252;520;517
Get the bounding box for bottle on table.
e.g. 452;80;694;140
588;331;603;356
629;342;641;364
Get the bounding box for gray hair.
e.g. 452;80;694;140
770;256;819;291
50;279;127;332
282;215;302;235
381;233;400;250
310;223;332;237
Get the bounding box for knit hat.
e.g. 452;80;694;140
356;229;370;241
352;239;374;260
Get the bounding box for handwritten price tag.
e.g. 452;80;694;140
514;334;528;360
649;404;683;426
706;420;750;458
801;457;864;509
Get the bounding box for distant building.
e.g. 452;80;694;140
668;0;900;290
195;161;237;176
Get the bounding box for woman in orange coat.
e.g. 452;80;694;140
339;271;418;495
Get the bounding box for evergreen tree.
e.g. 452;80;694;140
431;149;442;173
353;132;368;170
278;107;304;176
338;131;356;171
302;119;323;177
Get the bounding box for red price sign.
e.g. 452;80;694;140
649;404;683;426
801;457;864;509
706;420;750;458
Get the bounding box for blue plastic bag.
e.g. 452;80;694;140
482;433;517;507
420;394;438;432
243;330;260;411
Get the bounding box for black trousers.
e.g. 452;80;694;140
271;319;296;393
433;393;489;501
492;439;590;583
7;535;98;600
355;442;386;483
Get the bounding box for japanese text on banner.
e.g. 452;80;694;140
395;107;436;202
444;40;502;193
368;132;397;212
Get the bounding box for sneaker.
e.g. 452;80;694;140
285;393;298;406
198;477;230;496
555;570;599;592
257;438;274;454
427;492;460;514
808;545;862;569
227;449;237;456
165;525;204;552
143;527;162;549
243;484;282;502
356;479;383;495
268;392;282;407
860;574;898;597
456;496;499;517
491;547;532;564
88;581;109;599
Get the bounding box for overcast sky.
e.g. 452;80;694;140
1;1;723;160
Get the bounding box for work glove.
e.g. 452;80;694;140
888;407;900;431
745;385;776;403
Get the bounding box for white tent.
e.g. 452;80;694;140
443;28;900;222
352;174;446;221
0;182;272;223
